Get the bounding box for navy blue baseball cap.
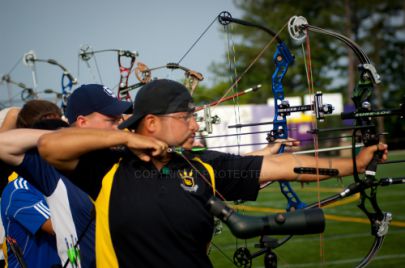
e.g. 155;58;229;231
65;84;133;124
118;79;195;130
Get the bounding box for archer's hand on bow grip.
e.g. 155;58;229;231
355;143;388;173
244;138;300;156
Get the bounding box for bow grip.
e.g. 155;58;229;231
365;146;383;179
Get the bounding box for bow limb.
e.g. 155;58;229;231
27;56;78;110
60;73;74;113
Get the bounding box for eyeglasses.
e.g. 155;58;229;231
158;113;196;123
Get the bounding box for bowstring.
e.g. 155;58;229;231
78;47;103;84
93;55;103;84
6;79;13;107
208;21;291;265
301;28;325;262
0;56;24;106
29;60;38;91
224;21;242;155
170;13;255;256
77;52;81;86
5;83;20;107
175;19;294;266
177;16;218;65
224;20;249;251
203;21;288;261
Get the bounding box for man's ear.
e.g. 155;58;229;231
75;115;87;127
141;114;159;133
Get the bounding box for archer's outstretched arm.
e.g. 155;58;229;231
38;128;168;171
0;107;20;132
0;129;51;165
259;143;388;183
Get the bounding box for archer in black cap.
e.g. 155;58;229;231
119;79;195;130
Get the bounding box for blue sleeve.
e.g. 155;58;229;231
15;149;59;196
5;182;50;235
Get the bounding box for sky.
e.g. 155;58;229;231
0;0;242;107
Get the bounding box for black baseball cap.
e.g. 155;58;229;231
65;84;133;124
118;79;195;130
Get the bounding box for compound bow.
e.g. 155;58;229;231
288;15;405;267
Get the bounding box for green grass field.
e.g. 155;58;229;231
209;150;405;268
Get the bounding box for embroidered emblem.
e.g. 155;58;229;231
103;86;117;98
179;169;198;193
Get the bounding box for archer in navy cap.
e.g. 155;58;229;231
65;84;133;124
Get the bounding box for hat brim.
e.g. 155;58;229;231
118;113;143;130
99;101;132;118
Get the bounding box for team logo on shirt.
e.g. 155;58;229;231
179;170;198;193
